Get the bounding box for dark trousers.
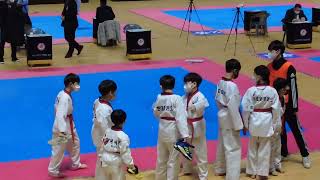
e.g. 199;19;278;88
281;110;309;157
64;25;80;54
0;41;17;60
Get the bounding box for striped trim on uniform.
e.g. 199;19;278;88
290;73;298;109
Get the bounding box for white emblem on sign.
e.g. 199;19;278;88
137;39;144;46
300;29;307;36
37;43;46;51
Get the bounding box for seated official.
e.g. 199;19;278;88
96;0;119;46
96;0;115;24
282;4;308;24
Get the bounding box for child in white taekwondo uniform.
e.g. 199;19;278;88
242;65;281;180
270;78;288;176
99;109;137;180
92;80;117;180
48;73;87;178
153;75;190;180
181;72;209;180
214;59;244;180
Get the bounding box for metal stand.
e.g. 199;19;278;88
224;7;256;56
180;0;206;44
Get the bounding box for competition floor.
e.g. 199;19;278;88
131;3;317;34
0;59;319;179
0;0;320;179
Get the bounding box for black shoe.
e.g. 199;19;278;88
77;45;83;55
112;40;117;46
65;53;72;58
0;59;4;64
12;57;19;62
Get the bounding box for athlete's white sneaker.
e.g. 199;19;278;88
302;156;311;169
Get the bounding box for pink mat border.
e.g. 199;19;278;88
130;2;319;33
0;58;319;179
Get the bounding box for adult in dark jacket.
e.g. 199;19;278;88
267;40;311;169
1;0;25;63
61;0;83;58
96;0;115;24
282;4;308;24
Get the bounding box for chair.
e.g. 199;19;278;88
250;12;269;36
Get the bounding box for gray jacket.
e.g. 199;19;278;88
97;20;121;46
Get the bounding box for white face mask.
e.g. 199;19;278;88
267;51;279;60
73;84;80;92
183;84;193;93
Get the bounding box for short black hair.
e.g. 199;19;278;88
268;40;285;55
184;72;202;87
254;65;270;85
294;4;302;9
160;75;175;90
273;78;288;92
111;109;127;126
98;80;117;96
226;59;241;73
100;0;106;5
64;73;80;87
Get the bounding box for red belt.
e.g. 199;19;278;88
67;114;75;143
253;108;272;112
160;117;176;121
188;116;204;144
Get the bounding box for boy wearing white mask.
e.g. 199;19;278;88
92;80;117;180
242;65;281;180
214;59;244;180
48;73;87;178
182;72;209;180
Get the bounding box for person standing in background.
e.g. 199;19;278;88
5;0;25;62
61;0;83;58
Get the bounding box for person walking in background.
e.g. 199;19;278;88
61;0;83;58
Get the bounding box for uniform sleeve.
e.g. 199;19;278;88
287;65;298;112
227;87;243;131
175;97;189;139
55;96;69;133
271;91;281;131
152;97;161;118
95;107;112;131
241;90;253;129
193;94;209;112
120;135;134;166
